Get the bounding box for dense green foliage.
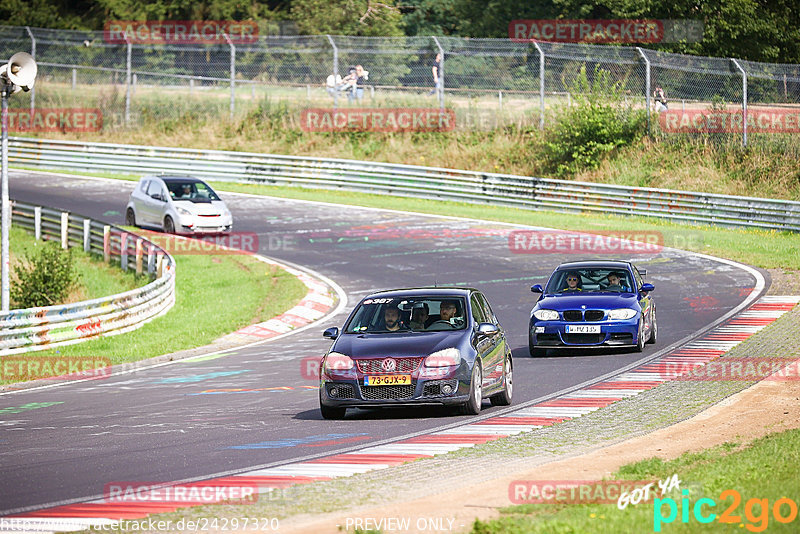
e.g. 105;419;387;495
543;66;647;176
2;0;799;63
11;241;79;308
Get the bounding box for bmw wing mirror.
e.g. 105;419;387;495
531;284;543;293
640;283;655;293
323;327;339;340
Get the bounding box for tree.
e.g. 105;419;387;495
290;0;404;36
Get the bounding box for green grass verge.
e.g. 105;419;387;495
28;252;308;366
473;428;800;533
2;228;308;384
9;225;141;307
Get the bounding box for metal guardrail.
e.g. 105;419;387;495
9;137;800;232
1;201;176;356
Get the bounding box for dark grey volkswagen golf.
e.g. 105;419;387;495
318;288;513;419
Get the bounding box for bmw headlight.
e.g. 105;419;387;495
608;308;637;320
533;309;559;321
175;206;192;217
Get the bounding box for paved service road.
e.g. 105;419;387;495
0;171;761;513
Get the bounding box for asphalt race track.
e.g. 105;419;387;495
0;170;762;514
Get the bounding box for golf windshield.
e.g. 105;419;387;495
345;297;467;333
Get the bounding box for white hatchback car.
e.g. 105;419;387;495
125;176;233;234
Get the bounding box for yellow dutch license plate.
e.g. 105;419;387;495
365;375;412;386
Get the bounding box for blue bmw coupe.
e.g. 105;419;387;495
319;288;513;419
528;260;656;356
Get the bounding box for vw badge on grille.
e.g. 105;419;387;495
381;358;396;372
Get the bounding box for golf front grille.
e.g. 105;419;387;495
360;384;416;400
356;357;422;373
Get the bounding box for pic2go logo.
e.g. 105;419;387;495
654;489;799;532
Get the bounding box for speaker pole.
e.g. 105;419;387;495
1;83;9;311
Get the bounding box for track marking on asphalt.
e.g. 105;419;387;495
13;295;797;527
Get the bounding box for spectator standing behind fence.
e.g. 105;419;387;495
654;86;668;112
429;52;442;95
349;64;368;101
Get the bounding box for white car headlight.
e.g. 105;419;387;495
424;348;461;367
175;206;192;217
533;309;559;321
608;308;637;320
324;352;354;371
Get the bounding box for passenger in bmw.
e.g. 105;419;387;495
561;272;583;292
383;305;406;331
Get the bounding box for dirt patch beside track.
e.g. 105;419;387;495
283;371;800;533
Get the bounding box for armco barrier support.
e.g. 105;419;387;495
9;137;800;232
0;201;176;356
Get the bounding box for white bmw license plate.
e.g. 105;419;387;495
566;324;601;334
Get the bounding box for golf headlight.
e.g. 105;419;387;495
608;308;637;320
424;348;461;367
222;207;231;217
324;352;354;371
533;309;559;321
175;206;192;217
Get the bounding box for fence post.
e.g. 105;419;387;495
224;33;235;120
731;58;748;147
326;35;339;110
26;26;35;115
103;225;110;262
34;206;41;240
83;218;91;252
135;238;143;275
147;243;155;274
124;32;131;126
432;37;445;111
532;41;545;129
132;73;137;96
121;233;128;271
636;47;651;136
60;212;69;249
72;68;76;90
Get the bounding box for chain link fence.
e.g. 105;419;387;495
1;24;799;143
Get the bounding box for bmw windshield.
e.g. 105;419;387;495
344;297;468;333
545;269;635;294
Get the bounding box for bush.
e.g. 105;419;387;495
544;65;647;176
11;241;79;309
